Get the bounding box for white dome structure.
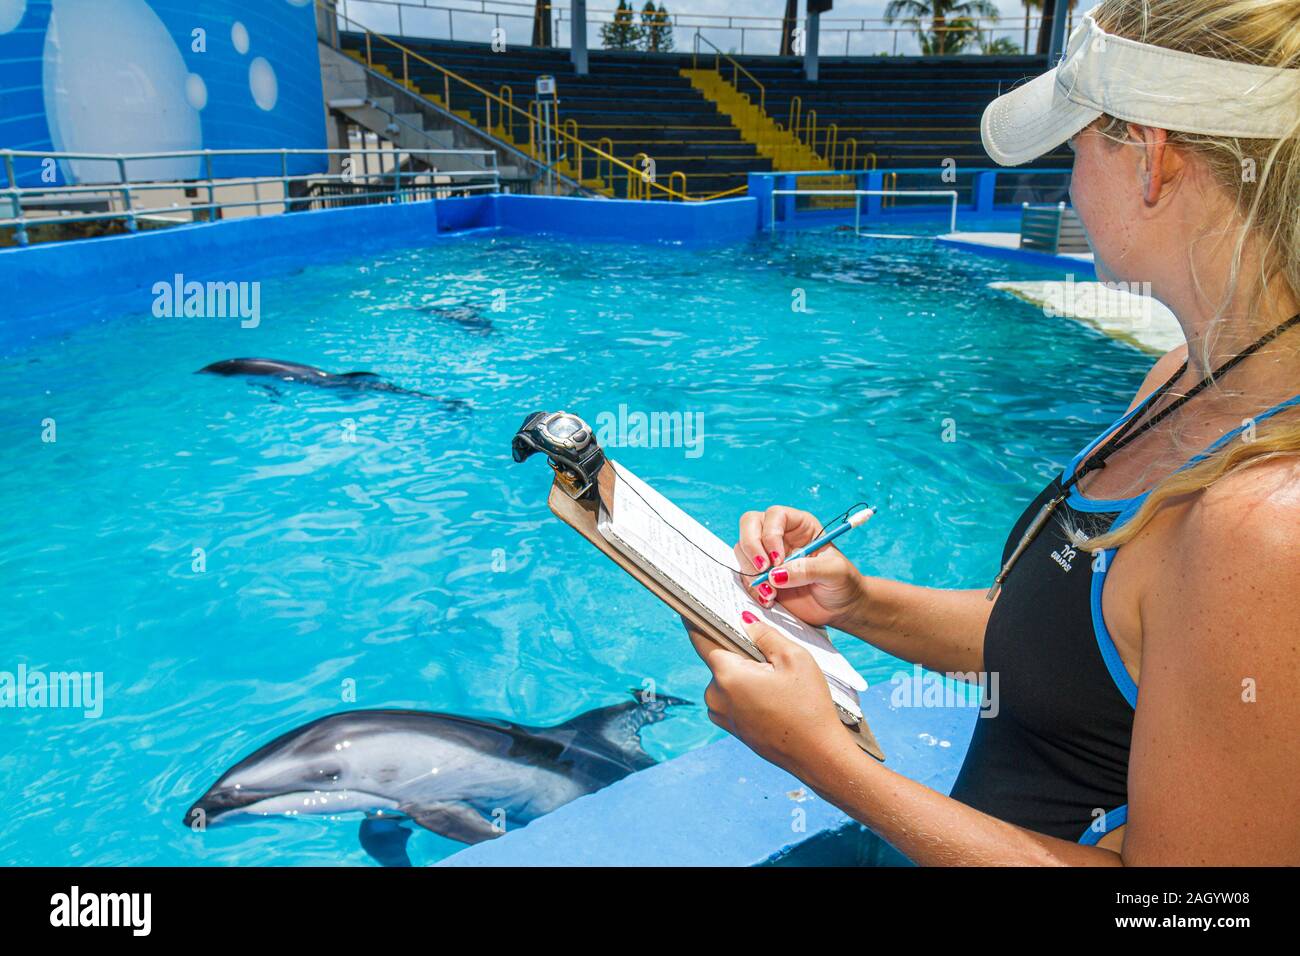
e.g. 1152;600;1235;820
42;0;202;184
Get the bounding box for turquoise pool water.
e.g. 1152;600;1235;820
0;226;1151;865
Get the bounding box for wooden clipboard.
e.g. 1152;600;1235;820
546;461;885;762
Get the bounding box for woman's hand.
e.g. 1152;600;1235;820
684;613;853;776
736;506;867;631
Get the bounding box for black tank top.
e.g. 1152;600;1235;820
948;477;1131;843
949;391;1300;843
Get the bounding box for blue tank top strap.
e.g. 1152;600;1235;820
1068;392;1300;513
1187;393;1300;464
1064;387;1165;479
1078;803;1128;845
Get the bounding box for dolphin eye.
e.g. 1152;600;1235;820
316;766;342;781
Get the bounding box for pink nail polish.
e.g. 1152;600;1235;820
758;583;774;599
753;554;766;570
741;611;757;624
771;569;789;585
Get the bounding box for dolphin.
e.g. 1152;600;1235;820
184;691;688;865
421;303;494;334
197;358;465;408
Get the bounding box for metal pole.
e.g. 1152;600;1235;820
1047;0;1071;61
281;151;290;213
205;150;215;221
3;152;28;246
804;13;820;81
571;0;588;75
117;156;137;232
543;101;553;195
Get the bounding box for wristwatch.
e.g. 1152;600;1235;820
511;410;606;500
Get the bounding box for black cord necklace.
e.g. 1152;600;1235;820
987;310;1300;600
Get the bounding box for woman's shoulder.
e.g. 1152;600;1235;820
1177;454;1300;586
1125;344;1189;413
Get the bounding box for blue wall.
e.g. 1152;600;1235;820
0;193;760;355
0;0;326;186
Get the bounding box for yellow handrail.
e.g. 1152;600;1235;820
499;84;514;140
866;152;878;172
698;183;748;201
883;171;898;208
695;32;766;113
788;96;802;145
330;3;691;201
596;137;615;191
805;109;818;157
527;99;543;158
669;170;687;200
562;118;580;177
628;152;652;199
842;137;857;171
825;123;838;169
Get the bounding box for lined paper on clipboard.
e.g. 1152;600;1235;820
596;461;867;721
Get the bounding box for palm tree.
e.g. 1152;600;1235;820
982;35;1023;55
884;0;1000;56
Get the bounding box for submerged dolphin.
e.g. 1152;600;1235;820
198;358;464;407
185;691;688;865
422;303;493;334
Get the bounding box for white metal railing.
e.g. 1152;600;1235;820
770;189;960;235
0;146;499;246
336;0;1057;57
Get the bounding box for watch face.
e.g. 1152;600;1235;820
544;414;586;447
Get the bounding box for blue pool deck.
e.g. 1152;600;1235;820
444;682;976;867
1;178;1053;865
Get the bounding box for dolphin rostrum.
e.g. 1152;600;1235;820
185;691;688;865
197;358;464;406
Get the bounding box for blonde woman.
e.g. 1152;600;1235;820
688;0;1300;865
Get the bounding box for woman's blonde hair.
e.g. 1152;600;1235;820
1081;0;1300;551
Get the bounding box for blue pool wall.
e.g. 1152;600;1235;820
0;187;1045;863
748;168;1074;232
0;193;756;355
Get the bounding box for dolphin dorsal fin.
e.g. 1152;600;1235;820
558;692;691;768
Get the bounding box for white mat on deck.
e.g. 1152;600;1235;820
991;279;1184;354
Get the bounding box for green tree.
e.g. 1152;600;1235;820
883;0;1000;55
981;35;1023;55
641;3;674;53
600;0;643;51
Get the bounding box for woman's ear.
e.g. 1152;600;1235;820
1127;124;1181;206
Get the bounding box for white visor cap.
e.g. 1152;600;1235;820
982;5;1300;167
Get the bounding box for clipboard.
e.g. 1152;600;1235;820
546;461;885;762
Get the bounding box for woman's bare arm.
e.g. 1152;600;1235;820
836;577;993;676
1120;459;1300;865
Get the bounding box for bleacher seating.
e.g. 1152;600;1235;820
341;34;769;198
339;32;1071;199
740;55;1071;170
